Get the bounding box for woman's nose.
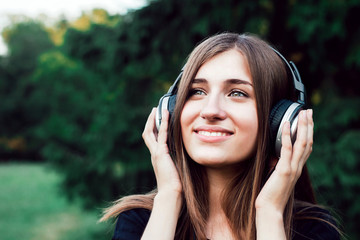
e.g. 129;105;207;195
200;95;227;121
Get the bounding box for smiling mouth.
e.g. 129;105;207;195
197;131;231;137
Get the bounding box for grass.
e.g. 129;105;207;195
0;162;114;240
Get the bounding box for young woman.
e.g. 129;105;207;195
101;33;340;240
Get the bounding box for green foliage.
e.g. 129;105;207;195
3;21;54;75
26;22;159;206
0;0;359;238
309;87;360;239
0;21;54;159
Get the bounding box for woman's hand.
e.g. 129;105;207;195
255;109;314;239
142;108;182;194
141;108;182;240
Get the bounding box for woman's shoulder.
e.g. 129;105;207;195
293;205;340;240
112;208;151;240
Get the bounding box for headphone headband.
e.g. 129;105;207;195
166;67;184;95
270;47;306;105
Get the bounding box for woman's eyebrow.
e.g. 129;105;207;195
225;78;253;87
192;78;207;84
192;78;252;85
192;78;253;87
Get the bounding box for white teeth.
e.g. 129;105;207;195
198;131;227;137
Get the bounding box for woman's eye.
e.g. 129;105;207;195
229;90;247;97
190;89;206;96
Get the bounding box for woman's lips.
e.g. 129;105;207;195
194;126;233;142
197;131;230;137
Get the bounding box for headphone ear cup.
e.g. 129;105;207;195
269;99;293;143
269;99;296;157
269;99;304;157
168;94;177;116
156;95;168;131
155;93;177;131
155;68;182;131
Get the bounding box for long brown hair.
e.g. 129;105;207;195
101;33;317;239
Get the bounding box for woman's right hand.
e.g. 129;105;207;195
142;108;182;194
141;108;182;240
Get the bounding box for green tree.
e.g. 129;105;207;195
0;21;54;159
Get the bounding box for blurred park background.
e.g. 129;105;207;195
0;0;359;239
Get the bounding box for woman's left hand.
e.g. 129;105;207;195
255;109;313;237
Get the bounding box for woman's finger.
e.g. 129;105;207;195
302;109;314;162
142;108;157;154
277;121;292;173
291;110;308;168
157;108;169;144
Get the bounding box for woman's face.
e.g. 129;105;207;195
180;49;258;168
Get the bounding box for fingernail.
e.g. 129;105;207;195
300;110;305;118
307;109;313;118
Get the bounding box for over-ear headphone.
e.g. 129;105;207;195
156;48;306;158
269;47;306;157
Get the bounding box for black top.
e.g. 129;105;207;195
112;207;340;240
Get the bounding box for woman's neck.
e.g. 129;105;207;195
205;167;238;240
206;165;240;201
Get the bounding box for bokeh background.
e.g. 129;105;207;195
0;0;359;239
